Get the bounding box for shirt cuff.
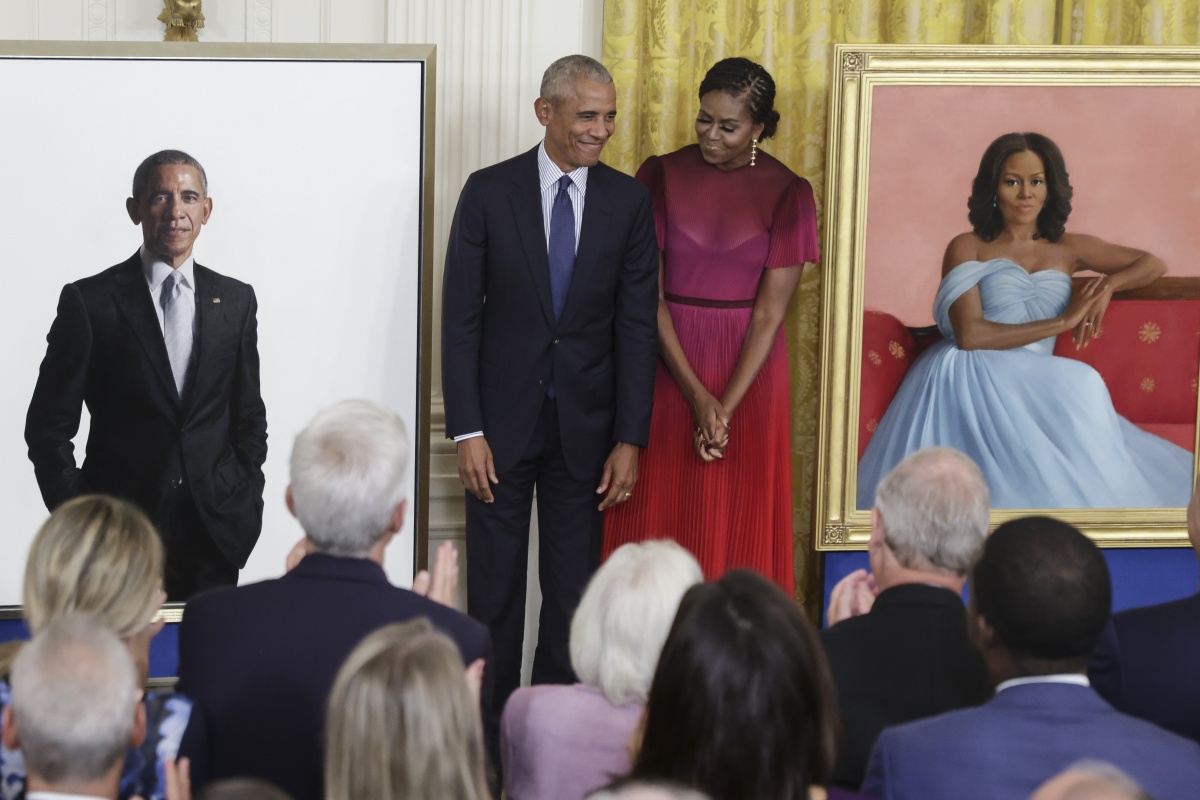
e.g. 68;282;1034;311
453;431;484;442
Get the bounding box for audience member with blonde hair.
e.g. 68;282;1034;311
501;541;702;800
0;495;183;800
325;619;489;800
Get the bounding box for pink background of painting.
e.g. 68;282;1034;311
863;85;1200;325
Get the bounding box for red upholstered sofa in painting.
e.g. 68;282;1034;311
859;279;1200;459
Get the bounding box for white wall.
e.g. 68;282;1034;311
2;0;604;678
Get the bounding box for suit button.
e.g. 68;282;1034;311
553;338;560;344
538;378;546;385
170;477;183;489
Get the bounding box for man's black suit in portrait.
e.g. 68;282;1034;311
441;55;659;720
25;150;267;601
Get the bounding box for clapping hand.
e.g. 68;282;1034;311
826;568;879;626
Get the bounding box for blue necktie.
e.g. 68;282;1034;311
548;174;576;320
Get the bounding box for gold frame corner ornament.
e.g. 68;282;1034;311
815;44;1200;552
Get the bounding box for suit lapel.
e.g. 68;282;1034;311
557;165;611;331
190;264;225;408
111;254;180;406
509;148;556;327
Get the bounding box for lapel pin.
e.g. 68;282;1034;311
212;298;221;303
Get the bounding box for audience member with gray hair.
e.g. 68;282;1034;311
177;400;489;800
501;541;702;800
863;516;1200;800
1030;761;1150;800
2;614;145;800
820;447;992;789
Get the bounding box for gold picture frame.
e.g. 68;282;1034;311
815;44;1200;550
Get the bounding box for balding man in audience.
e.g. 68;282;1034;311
177;400;490;800
1088;473;1200;744
820;447;992;790
2;615;146;800
1030;761;1150;800
862;517;1200;800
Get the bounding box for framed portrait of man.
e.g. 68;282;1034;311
815;44;1200;549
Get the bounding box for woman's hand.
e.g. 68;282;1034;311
1059;280;1100;343
690;391;729;462
1072;276;1112;349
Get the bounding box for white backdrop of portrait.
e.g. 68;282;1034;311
0;52;427;604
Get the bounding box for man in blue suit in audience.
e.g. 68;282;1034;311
177;400;490;800
862;516;1200;800
1089;474;1200;744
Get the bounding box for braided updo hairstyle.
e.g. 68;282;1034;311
697;57;780;141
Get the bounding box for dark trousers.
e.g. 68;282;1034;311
155;483;238;602
465;397;604;714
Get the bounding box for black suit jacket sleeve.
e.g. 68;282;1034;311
610;184;659;446
25;283;92;509
230;287;268;487
441;173;489;437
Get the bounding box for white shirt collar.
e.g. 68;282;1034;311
537;141;588;196
140;244;196;293
28;791;111;800
996;674;1090;693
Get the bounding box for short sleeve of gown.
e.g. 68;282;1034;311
634;155;667;251
765;176;819;269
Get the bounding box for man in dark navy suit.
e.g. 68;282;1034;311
25;150;267;600
441;55;658;715
177;400;490;800
862;517;1200;800
1090;474;1200;745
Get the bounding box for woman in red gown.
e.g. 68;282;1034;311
603;58;818;591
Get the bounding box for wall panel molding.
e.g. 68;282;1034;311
246;0;272;42
84;0;115;41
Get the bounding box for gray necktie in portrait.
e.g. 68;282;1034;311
160;271;194;395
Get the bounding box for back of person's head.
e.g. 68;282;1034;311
325;619;488;800
289;399;409;557
23;495;163;639
570;540;703;706
972;516;1111;673
588;779;711;800
630;570;838;800
1030;760;1150;800
6;614;141;787
198;778;294;800
874;447;989;577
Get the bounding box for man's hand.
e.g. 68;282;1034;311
826;568;879;626
284;537;311;572
465;658;486;704
596;442;639;511
411;541;460;609
457;436;498;503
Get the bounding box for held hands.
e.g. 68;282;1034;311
826;568;879;626
457;436;498;503
1061;276;1106;350
597;442;639;510
1072;276;1113;349
690;391;730;462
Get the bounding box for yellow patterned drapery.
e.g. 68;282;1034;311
601;0;1200;611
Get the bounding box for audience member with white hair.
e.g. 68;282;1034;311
501;540;703;800
587;781;710;800
325;619;489;800
1029;761;1150;800
0;495;183;800
820;447;992;789
2;614;147;800
177;400;490;800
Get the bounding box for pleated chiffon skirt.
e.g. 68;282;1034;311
602;301;795;593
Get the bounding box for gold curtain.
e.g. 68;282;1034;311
602;0;1200;611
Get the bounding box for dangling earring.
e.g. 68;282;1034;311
749;138;758;167
992;196;997;208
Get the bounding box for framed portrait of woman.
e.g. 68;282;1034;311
816;44;1200;549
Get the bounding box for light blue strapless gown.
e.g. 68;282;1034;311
857;259;1194;509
